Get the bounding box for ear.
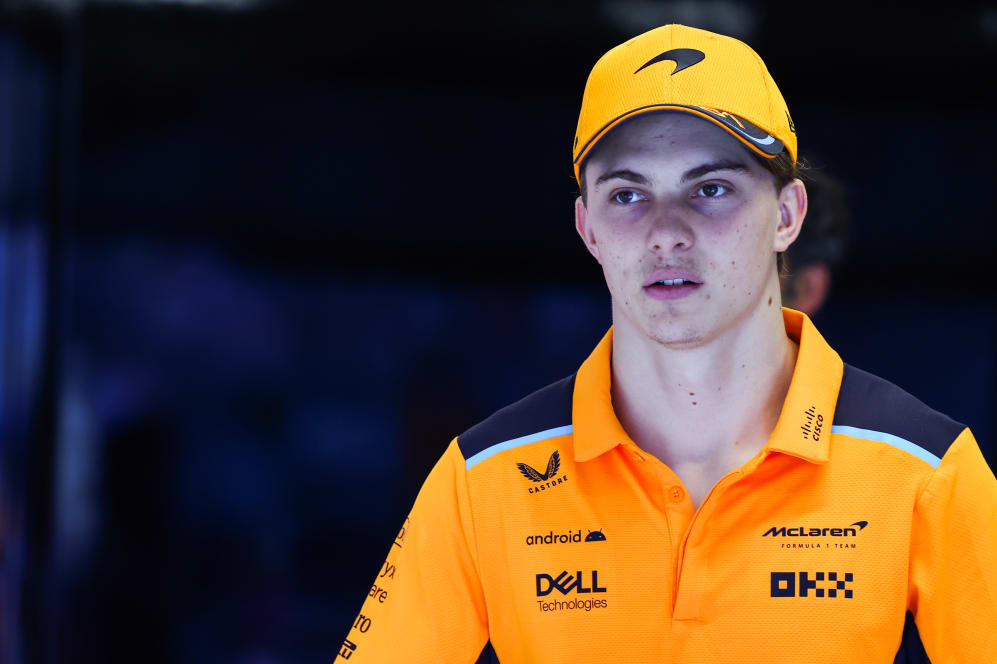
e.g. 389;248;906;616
773;178;807;253
575;196;602;264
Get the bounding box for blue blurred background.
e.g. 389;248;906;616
1;1;994;662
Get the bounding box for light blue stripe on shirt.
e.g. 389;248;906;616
830;425;942;468
464;425;574;471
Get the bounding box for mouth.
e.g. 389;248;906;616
648;278;699;287
643;276;702;300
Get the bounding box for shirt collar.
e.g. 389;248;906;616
572;308;844;464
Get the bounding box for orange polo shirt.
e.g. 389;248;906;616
335;309;997;663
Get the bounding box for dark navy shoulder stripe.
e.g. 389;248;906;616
832;364;965;466
458;374;575;470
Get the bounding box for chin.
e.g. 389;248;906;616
643;319;707;348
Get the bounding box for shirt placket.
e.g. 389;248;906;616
625;445;702;616
631;447;754;623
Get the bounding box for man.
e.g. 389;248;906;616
780;167;850;316
336;25;996;663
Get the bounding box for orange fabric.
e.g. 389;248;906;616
335;440;489;662
573;24;797;186
908;427;997;660
337;310;997;663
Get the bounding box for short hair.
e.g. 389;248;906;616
753;151;809;276
781;165;850;296
577;147;807;274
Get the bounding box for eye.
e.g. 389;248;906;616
696;183;729;198
612;190;647;204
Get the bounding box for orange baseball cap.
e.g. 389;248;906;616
573;24;797;187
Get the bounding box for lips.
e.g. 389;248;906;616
642;268;702;301
651;277;695;286
642;268;702;289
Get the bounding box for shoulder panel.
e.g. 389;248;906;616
832;364;965;466
459;374;575;470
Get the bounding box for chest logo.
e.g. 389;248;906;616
536;570;607;596
535;571;610;613
525;528;606;546
518;450;560;481
517;450;569;494
762;521;867;537
771;571;854;598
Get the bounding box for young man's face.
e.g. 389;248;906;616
575;112;806;348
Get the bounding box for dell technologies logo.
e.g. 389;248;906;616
536;570;607;596
526;529;606;546
535;570;609;613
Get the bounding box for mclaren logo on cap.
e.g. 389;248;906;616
634;48;706;76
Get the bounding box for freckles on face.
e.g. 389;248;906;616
580;112;787;341
677;184;780;316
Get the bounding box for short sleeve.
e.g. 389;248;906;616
908;428;997;662
335;439;489;663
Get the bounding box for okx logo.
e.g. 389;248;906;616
770;571;854;598
517;450;569;494
536;570;607;596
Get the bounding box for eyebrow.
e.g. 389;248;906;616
680;160;749;182
592;160;749;189
593;169;649;188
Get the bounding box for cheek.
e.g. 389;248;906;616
706;216;775;291
733;199;780;255
702;215;755;257
598;225;642;273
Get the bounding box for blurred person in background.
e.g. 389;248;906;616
780;166;850;317
777;166;935;664
335;23;997;664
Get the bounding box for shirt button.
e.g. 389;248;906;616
667;485;685;503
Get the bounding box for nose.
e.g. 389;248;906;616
646;208;694;254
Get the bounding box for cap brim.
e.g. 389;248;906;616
573;104;785;185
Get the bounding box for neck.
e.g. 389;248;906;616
610;301;798;467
